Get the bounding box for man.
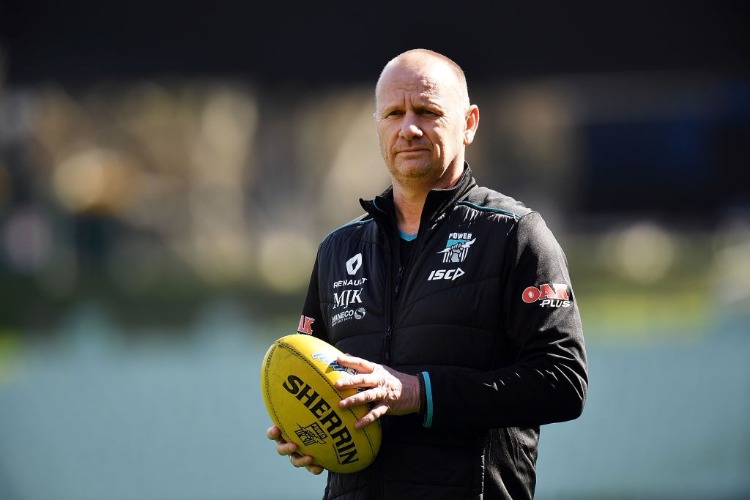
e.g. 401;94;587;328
267;48;588;499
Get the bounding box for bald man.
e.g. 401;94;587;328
268;49;588;499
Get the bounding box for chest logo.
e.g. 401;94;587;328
437;233;476;263
346;253;362;275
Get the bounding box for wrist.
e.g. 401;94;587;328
417;372;427;415
419;371;433;428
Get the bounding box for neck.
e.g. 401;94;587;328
391;162;464;234
392;187;425;235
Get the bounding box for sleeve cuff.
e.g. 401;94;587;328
421;371;433;428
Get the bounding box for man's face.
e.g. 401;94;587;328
375;60;471;189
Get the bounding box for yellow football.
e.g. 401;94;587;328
261;333;381;473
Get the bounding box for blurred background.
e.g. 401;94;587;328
0;1;748;499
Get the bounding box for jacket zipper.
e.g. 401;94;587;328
383;265;404;364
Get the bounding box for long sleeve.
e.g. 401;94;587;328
427;212;588;428
297;255;329;342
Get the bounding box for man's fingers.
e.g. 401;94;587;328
334;357;418;418
290;452;325;475
289;452;310;467
355;404;389;429
268;424;324;475
276;441;298;456
267;426;299;455
306;465;325;475
340;386;386;407
336;353;376;373
266;425;280;440
335;373;375;390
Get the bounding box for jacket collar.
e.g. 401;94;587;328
360;163;477;229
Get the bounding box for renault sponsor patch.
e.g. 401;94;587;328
329;252;369;328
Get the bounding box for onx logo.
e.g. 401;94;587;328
346;253;362;275
522;283;571;308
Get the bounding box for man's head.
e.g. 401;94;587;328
374;49;479;192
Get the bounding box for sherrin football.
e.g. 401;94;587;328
261;334;381;473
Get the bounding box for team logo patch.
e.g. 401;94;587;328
522;283;572;308
346;253;362;275
437;232;476;263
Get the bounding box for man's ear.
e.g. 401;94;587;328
464;105;479;145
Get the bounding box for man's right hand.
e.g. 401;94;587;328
266;425;325;475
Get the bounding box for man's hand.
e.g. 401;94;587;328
335;353;421;429
266;425;324;475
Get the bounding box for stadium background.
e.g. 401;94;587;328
0;2;748;498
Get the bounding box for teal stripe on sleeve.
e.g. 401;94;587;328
422;371;433;428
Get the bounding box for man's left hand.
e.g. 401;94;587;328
334;354;420;429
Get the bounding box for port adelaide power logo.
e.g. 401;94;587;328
331;253;368;327
437;232;476;263
428;232;475;282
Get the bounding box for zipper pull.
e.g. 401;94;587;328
394;265;404;297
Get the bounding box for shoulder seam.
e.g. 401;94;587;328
457;200;521;221
323;217;374;240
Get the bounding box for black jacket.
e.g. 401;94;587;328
298;165;588;499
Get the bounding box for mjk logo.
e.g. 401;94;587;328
346;253;362;275
333;289;363;309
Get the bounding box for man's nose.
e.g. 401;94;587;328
399;114;423;139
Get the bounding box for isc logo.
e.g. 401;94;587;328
427;268;465;281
